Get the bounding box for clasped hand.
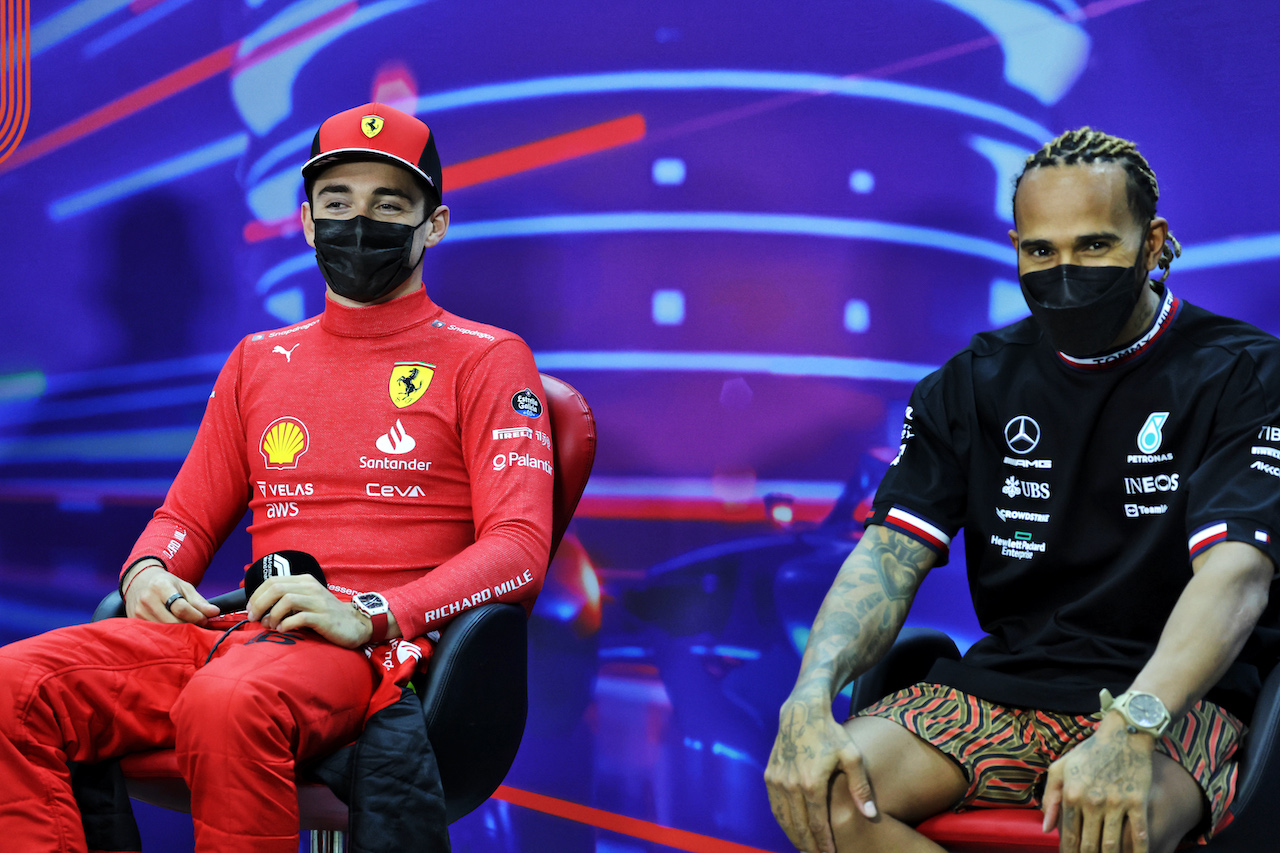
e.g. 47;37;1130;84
764;697;876;853
1042;716;1156;853
124;564;372;648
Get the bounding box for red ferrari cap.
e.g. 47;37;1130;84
302;102;442;203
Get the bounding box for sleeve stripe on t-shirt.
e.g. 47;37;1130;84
885;506;952;553
1188;522;1229;559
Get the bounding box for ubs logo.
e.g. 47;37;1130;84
1004;415;1041;455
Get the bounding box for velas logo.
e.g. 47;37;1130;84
1004;415;1040;455
511;388;544;418
389;362;435;409
362;115;384;138
1137;412;1170;454
260;417;310;469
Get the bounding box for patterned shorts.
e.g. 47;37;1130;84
856;682;1246;844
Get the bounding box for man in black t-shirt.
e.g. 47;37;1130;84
765;128;1280;853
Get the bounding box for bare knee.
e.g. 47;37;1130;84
829;773;869;836
843;716;968;822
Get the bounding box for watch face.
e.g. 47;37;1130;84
355;592;387;613
1129;694;1165;727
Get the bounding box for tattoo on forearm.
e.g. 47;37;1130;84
796;525;932;696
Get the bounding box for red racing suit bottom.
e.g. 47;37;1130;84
0;617;376;853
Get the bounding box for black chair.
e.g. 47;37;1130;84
91;373;597;850
848;628;1280;852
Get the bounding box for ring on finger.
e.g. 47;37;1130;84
164;592;186;613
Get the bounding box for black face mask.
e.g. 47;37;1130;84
312;215;425;303
1019;243;1150;358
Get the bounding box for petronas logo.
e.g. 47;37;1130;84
260;417;310;469
1137;412;1170;454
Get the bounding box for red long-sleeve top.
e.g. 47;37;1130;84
123;287;553;643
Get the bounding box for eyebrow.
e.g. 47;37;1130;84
1073;231;1122;245
371;186;416;202
314;184;418;203
1018;231;1124;251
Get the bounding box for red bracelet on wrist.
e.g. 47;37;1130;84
121;563;161;601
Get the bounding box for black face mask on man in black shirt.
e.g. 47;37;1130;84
1019;235;1150;358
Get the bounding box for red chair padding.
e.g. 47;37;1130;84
917;808;1059;852
541;373;597;558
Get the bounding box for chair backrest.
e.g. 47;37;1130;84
423;373;595;821
540;373;596;562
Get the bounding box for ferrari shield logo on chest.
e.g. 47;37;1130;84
361;115;384;138
389;362;435;408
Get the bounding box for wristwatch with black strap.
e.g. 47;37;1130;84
1099;688;1171;737
352;592;390;643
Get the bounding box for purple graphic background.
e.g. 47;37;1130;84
2;1;1279;850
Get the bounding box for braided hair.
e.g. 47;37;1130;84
1014;127;1181;283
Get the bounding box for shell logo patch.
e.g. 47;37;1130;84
260;417;310;469
389;362;435;409
361;115;384;138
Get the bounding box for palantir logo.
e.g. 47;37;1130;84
1004;416;1041;455
1137;412;1170;454
376;420;416;455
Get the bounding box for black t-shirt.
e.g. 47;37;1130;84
868;289;1280;717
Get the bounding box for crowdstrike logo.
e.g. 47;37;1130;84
376;420;416;454
1004;416;1041;455
996;508;1050;523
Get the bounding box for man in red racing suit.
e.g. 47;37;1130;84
0;102;553;853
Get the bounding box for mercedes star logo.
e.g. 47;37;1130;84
1004;415;1041;454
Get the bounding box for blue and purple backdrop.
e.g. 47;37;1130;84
3;0;1279;850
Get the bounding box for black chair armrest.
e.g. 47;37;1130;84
92;592;127;623
91;589;528;824
419;602;527;823
91;589;249;623
848;627;961;715
1205;663;1280;851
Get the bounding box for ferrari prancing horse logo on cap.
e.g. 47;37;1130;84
362;115;384;138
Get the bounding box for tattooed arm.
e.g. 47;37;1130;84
1042;541;1272;853
764;523;936;853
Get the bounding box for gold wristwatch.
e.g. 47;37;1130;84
1099;688;1171;737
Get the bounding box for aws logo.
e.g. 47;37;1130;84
260;417;310;469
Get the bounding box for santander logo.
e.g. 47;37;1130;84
376;420;416;455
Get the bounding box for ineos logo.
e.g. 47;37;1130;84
1004;416;1041;455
